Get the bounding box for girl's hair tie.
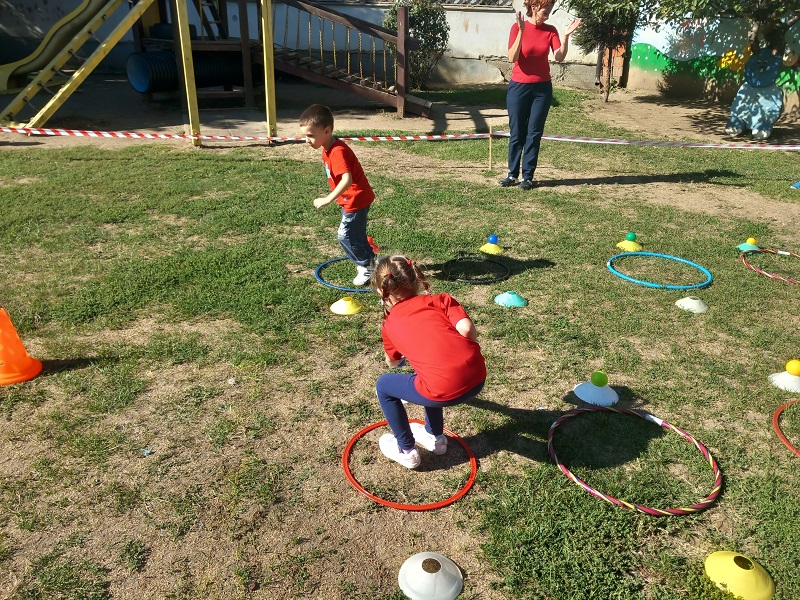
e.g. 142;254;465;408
406;259;412;265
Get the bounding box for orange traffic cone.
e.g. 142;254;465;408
0;307;42;385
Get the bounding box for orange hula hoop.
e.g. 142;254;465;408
772;399;800;457
342;418;478;511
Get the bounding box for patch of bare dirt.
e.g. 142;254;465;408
2;88;799;598
585;89;800;143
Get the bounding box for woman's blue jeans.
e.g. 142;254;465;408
376;374;485;451
506;80;553;181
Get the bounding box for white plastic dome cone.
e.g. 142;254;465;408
675;296;709;314
769;371;800;393
398;552;463;600
574;381;619;406
574;371;618;406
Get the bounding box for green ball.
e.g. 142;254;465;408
590;370;608;387
625;232;637;242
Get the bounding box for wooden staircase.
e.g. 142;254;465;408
270;48;432;117
266;0;432;117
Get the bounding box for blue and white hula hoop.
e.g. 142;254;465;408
607;252;712;290
315;257;371;293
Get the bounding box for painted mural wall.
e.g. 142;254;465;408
628;18;800;107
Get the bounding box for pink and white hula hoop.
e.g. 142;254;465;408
547;406;722;516
739;248;799;284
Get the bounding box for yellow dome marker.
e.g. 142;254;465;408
330;297;364;315
704;552;774;600
616;231;642;251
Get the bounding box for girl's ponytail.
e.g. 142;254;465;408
371;255;430;317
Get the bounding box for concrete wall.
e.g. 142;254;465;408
436;5;595;85
0;0;597;87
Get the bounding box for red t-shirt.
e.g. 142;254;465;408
322;139;375;212
381;293;487;401
508;22;561;84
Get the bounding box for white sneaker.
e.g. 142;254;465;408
410;422;448;455
379;434;421;468
353;265;371;286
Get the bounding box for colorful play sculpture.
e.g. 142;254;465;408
726;49;784;140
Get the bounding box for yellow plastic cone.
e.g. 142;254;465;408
616;239;642;251
330;297;364;315
705;552;774;600
0;307;43;386
479;242;503;255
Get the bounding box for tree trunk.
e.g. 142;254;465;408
603;46;612;102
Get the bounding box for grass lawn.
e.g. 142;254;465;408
1;87;799;599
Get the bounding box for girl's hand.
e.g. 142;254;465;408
515;11;525;30
385;355;405;368
564;18;582;37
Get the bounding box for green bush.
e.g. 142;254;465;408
383;0;450;90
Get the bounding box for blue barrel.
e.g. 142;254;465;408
126;51;245;94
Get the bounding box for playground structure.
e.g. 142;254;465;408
0;0;431;143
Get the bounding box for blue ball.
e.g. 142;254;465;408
488;234;498;244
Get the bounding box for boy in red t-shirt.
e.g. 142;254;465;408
300;104;376;285
371;255;487;469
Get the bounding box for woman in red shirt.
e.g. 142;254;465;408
372;256;486;469
499;1;581;190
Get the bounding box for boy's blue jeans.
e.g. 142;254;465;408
376;373;485;451
506;80;553;181
338;206;374;268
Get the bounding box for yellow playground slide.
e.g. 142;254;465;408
0;0;113;91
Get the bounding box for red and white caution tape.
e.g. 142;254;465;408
0;126;489;143
2;125;799;150
537;133;800;150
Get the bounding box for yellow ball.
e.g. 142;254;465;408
786;359;800;377
746;237;756;245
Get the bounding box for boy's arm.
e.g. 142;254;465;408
314;172;352;209
455;317;478;341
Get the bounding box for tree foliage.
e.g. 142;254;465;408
653;1;799;53
567;0;799;55
565;0;657;100
383;0;450;90
566;0;654;57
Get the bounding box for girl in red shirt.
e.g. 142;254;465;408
372;256;486;469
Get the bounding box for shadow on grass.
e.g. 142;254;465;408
541;168;743;188
426;255;556;285
40;356;113;375
0;139;42;147
459;389;660;469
